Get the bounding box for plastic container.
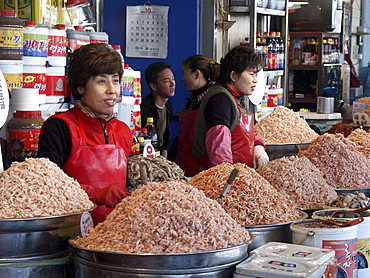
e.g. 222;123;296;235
0;9;23;60
312;208;370;277
117;96;135;127
10;88;39;112
133;70;141;104
65;0;95;28
67;26;90;52
48;24;67;67
7;110;44;162
144;117;159;150
291;219;359;278
132;104;141;133
88;31;109;44
22;65;46;97
267;88;278;107
112;44;125;66
22;21;48;66
122;64;134;97
45;66;66;103
0;60;23;93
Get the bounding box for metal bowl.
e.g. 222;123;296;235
69;236;253;278
0;210;92;260
265;142;311;161
243;210;308;252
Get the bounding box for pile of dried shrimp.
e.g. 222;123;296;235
257;156;337;209
0;158;94;219
298;133;370;189
128;155;187;188
188;163;302;226
255;106;319;144
73;181;250;254
347;128;370;159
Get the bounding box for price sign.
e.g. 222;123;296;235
126;5;169;58
80;211;93;238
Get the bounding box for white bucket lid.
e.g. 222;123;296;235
11;88;39;111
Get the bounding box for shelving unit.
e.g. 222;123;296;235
288;32;343;111
228;0;289;105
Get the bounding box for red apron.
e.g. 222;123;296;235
63;115;128;225
199;113;255;171
175;109;199;176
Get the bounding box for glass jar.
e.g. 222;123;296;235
7;110;44;162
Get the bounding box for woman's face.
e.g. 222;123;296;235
229;69;259;96
79;73;121;115
182;65;206;91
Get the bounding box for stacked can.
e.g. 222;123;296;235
46;24;67;104
0;9;23;93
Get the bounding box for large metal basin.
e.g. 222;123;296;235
0;211;88;259
69;236;253;278
265;142;311;161
243;210;308;252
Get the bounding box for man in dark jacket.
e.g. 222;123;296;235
141;62;175;153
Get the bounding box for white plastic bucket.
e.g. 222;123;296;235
45;66;65;103
23;65;47;97
48;26;67;67
291;219;359;278
11;88;39;111
23;22;48;66
0;60;23;93
313;209;370;277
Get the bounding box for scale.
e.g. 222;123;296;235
0;70;8;172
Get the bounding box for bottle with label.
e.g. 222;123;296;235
7;110;45;163
261;37;268;70
144;117;159;150
130;127;140;156
22;21;48;66
138;128;150;153
0;9;23;60
292;37;302;66
275;32;284;69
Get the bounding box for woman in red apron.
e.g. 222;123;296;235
38;43;132;225
192;45;269;170
175;55;220;176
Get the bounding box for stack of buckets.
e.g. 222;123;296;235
291;208;370;278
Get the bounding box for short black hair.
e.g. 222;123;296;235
218;45;262;85
68;43;123;100
145;62;172;88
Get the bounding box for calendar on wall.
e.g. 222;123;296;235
126;5;169;59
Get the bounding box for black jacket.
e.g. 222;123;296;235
140;92;173;151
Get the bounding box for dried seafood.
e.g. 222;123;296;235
347;128;370;159
255;106;319;144
257;156;337;209
325;123;353;137
298;133;370;189
327;192;370;209
73;181;250;254
128;155;188;188
0;157;94;219
188;163;302;226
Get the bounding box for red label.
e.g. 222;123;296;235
8;129;41;150
23;72;46;93
68;38;89;52
45;74;65;96
48;35;67;57
322;238;358;278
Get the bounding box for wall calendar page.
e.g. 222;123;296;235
126;5;169;59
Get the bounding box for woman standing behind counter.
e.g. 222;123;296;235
192;45;269;171
38;43;132;225
176;55;220;176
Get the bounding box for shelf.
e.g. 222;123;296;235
229;6;285;16
289;97;317;104
289;65;318;71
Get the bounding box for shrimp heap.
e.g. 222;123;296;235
188;163;302;226
73;181;250;254
257;156;337;209
346;128;370;159
0;158;94;219
298;133;370;189
255;106;319;144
